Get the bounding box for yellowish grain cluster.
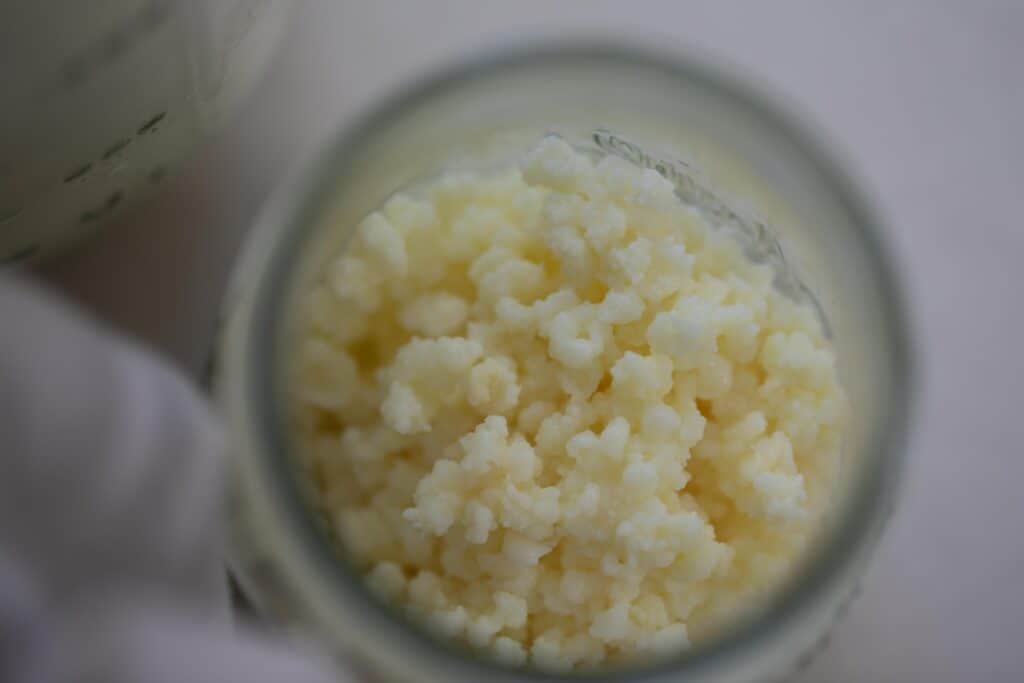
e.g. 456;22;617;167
290;137;845;670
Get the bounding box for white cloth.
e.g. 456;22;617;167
0;276;340;682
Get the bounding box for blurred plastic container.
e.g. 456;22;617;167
0;0;292;265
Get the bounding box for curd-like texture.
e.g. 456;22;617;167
290;137;845;670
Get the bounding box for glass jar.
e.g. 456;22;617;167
215;44;912;683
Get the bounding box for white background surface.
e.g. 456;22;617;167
39;2;1024;681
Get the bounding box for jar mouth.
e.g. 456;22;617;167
225;40;914;682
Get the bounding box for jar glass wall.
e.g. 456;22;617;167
216;44;911;683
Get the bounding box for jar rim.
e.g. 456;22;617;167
222;40;914;682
